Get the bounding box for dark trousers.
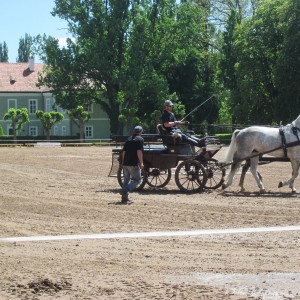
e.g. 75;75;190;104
172;129;206;147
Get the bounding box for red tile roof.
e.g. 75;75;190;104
0;62;49;93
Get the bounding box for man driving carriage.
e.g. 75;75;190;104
162;100;206;148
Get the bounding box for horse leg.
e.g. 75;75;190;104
278;160;299;193
239;160;250;192
222;160;242;189
249;157;265;193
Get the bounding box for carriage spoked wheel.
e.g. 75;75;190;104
145;166;172;188
202;158;225;189
117;167;147;191
175;159;207;193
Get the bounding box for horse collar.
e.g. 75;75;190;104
279;126;287;157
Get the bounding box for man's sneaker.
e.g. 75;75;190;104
121;190;129;202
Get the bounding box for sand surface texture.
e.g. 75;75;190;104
0;146;299;299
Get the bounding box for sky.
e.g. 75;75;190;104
0;0;70;63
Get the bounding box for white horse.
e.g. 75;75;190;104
222;115;300;193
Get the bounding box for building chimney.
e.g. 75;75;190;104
28;57;35;72
10;75;16;84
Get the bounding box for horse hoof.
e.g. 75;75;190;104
222;184;226;190
278;181;283;188
260;189;266;194
292;190;297;194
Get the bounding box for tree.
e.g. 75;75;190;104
274;0;300;122
35;110;64;140
231;0;286;124
36;0;221;135
17;34;33;62
3;108;29;141
0;41;8;62
37;1;134;135
67;105;90;142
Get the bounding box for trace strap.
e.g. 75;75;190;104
279;126;287;157
222;139;300;169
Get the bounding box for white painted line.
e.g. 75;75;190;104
0;226;300;243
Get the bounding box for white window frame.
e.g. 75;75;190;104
7;125;14;136
29;99;38;114
86;103;93;113
29;126;38;136
62;126;67;136
8;99;17;109
45;98;51;112
85;125;93;138
53;126;58;136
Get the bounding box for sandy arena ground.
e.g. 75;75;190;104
0;145;300;300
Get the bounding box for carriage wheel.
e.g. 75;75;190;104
145;167;172;188
203;158;225;189
175;159;207;193
117;167;147;191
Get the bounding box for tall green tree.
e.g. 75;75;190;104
17;34;33;62
35;110;64;140
0;41;8;62
223;0;285;124
67;105;90;142
3;108;29;141
274;0;300;122
36;0;221;135
37;0;135;135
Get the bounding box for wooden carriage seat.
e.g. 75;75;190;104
156;124;183;145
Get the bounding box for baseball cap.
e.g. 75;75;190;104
133;125;143;134
164;100;174;106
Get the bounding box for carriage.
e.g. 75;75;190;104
108;127;225;193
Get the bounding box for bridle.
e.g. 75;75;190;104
292;126;300;141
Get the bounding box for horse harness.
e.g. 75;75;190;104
279;125;300;157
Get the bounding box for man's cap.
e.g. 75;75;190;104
133;125;143;134
164;100;174;106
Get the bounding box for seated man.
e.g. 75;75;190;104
162;100;205;148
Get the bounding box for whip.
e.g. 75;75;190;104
180;95;215;122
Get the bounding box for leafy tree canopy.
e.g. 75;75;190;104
0;41;8;62
36;0;219;134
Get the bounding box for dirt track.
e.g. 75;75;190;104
0;146;300;299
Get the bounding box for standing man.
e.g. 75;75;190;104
120;126;144;204
162;100;205;147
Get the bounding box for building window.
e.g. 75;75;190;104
62;126;67;136
8;99;17;109
85;125;93;138
46;98;51;112
29;99;38;114
29;126;38;136
8;126;13;136
85;103;93;113
53;126;58;136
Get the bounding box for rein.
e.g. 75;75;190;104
222;136;300;169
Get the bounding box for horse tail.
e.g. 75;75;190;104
224;130;240;163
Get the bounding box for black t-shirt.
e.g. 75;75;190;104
162;109;178;133
123;135;144;166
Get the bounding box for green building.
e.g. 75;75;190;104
0;59;110;140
